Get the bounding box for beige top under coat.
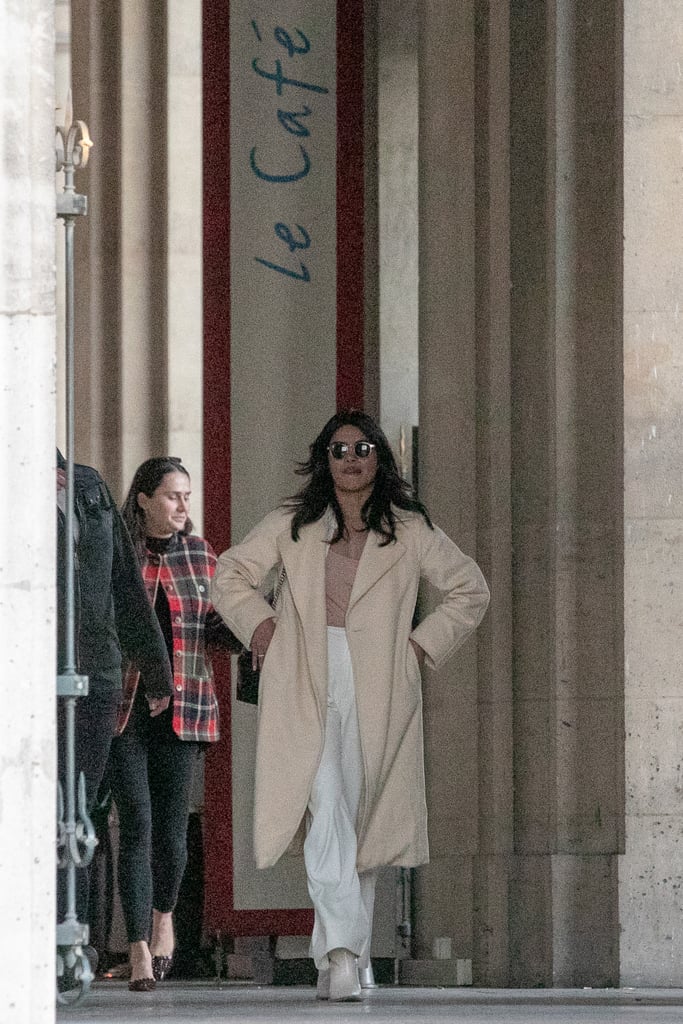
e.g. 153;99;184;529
325;543;362;627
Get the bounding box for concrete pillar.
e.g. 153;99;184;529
508;0;559;984
509;0;622;987
377;0;419;474
71;0;123;488
413;0;515;986
620;0;683;987
550;0;622;988
55;0;71;453
471;0;514;987
416;0;479;965
0;1;57;1019
167;0;204;528
119;0;169;488
71;1;203;511
71;0;172;500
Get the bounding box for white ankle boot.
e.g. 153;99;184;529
327;948;361;1001
316;968;330;1000
358;958;377;989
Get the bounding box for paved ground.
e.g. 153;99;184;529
56;982;683;1023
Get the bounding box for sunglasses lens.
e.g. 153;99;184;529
329;441;375;459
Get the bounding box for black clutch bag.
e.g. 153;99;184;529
236;648;260;704
235;565;286;705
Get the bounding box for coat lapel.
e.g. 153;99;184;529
278;517;329;695
348;530;406;612
277;512;406;682
278;516;328;619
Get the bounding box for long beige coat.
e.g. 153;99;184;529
212;507;489;872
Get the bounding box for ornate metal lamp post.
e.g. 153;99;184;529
55;92;96;1006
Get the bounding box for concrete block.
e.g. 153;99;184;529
510;525;555;702
423;659;478;857
412;858;473;961
226;954;254;979
624;698;683;816
551;854;619;988
508;855;553;987
512;699;555;854
624;1;683;117
624;520;683;698
399;957;472;987
555;563;622;702
472;855;510;986
620;813;683;986
555;698;623;854
275;936;310;960
477;699;514;853
624;116;683;312
624;310;683;521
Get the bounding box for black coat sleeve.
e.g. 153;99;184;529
204;607;242;653
110;497;173;698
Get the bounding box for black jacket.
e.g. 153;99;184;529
56;451;173;697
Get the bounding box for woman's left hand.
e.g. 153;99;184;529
409;638;426;671
147;695;171;717
251;617;276;671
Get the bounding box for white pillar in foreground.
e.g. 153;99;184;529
0;1;57;1021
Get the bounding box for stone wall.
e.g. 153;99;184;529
0;1;57;1019
620;0;683;986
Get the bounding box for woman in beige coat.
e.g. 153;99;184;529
212;411;489;1001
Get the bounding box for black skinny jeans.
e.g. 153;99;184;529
107;697;200;943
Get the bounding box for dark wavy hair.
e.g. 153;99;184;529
121;456;193;562
286;410;432;546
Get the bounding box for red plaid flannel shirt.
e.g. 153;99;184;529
117;534;227;742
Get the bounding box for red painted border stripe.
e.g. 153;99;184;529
203;0;232;560
203;0;365;937
336;0;365;411
202;0;235;935
202;0;315;938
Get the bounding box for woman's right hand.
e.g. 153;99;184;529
147;695;171;717
251;618;276;671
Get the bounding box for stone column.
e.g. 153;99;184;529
167;0;204;528
550;0;622;988
71;0;123;488
71;0;202;509
415;0;479;967
471;0;514;987
119;0;169;489
55;0;71;453
377;0;419;474
509;0;622;987
415;0;516;987
620;0;683;987
0;1;57;1019
71;0;169;498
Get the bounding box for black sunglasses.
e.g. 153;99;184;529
328;441;376;460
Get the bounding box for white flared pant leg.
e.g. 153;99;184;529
358;869;378;969
304;627;372;970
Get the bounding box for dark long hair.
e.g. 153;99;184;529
121;456;193;562
286;410;432;546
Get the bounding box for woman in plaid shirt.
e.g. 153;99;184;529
107;456;237;992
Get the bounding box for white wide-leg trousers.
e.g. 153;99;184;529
304;626;377;969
